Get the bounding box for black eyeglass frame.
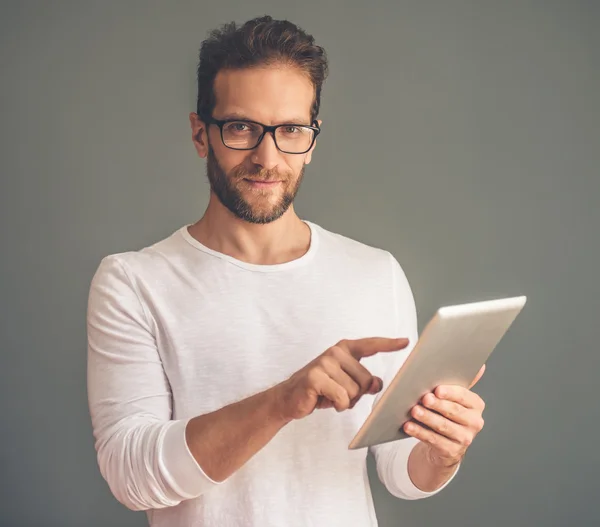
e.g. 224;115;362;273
202;115;321;155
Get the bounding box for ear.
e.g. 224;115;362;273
304;119;322;165
189;112;209;158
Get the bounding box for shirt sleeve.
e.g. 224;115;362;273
86;255;221;511
368;252;459;500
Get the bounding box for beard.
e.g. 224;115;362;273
206;143;305;225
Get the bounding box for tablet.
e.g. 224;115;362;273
348;295;527;450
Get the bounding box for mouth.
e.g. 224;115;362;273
243;178;282;188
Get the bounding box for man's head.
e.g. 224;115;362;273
189;16;328;224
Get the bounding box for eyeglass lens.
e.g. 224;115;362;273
222;122;314;153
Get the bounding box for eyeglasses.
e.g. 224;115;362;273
204;116;321;154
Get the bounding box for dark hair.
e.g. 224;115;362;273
195;16;328;123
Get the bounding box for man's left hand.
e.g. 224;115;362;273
403;364;486;468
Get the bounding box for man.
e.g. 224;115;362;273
87;15;486;527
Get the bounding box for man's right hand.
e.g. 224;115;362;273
184;336;409;482
276;337;410;421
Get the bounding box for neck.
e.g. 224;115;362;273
188;194;311;265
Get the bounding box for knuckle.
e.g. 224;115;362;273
444;403;457;420
337;393;350;411
453;402;465;417
438;419;449;435
306;368;321;386
461;434;473;447
320;355;335;370
329;345;346;360
358;373;372;393
348;382;360;400
478;417;485;431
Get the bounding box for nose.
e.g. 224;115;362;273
250;131;281;171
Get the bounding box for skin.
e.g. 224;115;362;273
188;65;318;265
184;64;487;492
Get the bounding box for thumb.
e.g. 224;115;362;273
469;364;486;389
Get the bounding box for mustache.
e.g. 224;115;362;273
232;166;288;182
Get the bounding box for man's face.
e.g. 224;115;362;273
191;66;319;224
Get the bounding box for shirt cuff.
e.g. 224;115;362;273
373;437;460;500
160;418;223;499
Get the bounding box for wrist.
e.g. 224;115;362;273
423;443;462;469
408;442;460;493
268;382;294;426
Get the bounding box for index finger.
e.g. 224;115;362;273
339;337;410;360
434;384;484;410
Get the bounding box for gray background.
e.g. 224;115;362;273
1;1;598;526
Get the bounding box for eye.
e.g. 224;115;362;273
280;126;300;134
224;122;258;134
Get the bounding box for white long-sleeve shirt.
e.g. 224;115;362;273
87;220;457;526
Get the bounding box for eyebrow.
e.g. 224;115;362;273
218;112;311;125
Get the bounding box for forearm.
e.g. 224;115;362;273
185;383;290;482
407;441;460;492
